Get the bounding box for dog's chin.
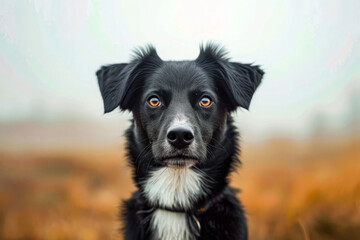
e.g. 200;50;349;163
162;158;197;169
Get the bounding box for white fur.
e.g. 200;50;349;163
144;167;204;209
145;167;204;240
172;114;190;126
151;210;193;240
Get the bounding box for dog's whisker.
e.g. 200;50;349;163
135;143;152;173
208;139;231;157
192;165;216;185
205;144;219;159
145;157;155;173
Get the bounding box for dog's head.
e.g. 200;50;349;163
97;44;263;168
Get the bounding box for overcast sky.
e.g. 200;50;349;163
0;0;359;140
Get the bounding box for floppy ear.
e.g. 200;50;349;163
96;63;131;113
196;44;264;111
96;45;162;113
223;62;264;110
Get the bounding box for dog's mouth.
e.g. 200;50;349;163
161;155;199;168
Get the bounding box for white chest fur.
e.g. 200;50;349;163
151;209;191;240
144;167;204;209
144;167;204;240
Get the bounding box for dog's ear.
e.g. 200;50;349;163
196;44;264;111
222;62;264;110
96;63;130;113
96;45;162;113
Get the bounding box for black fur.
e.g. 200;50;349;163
96;43;264;240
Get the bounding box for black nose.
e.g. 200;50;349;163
167;126;194;149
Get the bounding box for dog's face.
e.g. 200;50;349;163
137;62;228;167
97;44;263;168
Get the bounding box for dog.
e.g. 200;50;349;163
96;43;264;240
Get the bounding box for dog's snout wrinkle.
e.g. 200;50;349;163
167;126;194;149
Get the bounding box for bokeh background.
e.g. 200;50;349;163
0;0;359;239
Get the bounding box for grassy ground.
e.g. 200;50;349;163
0;135;359;239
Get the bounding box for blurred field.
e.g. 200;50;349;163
0;135;359;240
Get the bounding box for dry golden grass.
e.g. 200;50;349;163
235;136;360;240
0;135;359;239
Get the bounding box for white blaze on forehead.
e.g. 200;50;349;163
151;210;193;240
144;167;204;209
170;114;190;127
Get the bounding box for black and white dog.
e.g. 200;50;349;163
96;44;263;240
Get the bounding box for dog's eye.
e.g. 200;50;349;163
148;97;161;107
199;97;212;107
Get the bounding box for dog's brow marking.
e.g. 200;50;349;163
144;167;204;209
171;114;190;126
151;210;193;240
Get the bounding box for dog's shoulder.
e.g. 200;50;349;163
200;187;248;240
121;191;149;240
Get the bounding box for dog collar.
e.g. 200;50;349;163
154;205;203;236
155;205;205;214
138;204;207;237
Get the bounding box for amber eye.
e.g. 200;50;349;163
148;97;161;107
199;97;212;107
